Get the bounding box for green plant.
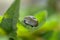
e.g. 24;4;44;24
0;0;20;40
0;0;60;40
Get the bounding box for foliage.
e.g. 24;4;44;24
0;0;60;40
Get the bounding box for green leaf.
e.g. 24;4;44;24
0;16;3;23
0;0;20;34
57;31;60;40
0;16;6;36
17;21;30;37
34;10;47;23
42;31;53;40
49;30;58;40
37;18;58;32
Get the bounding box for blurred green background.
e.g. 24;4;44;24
0;0;60;40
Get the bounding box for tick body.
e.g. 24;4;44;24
24;16;38;27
